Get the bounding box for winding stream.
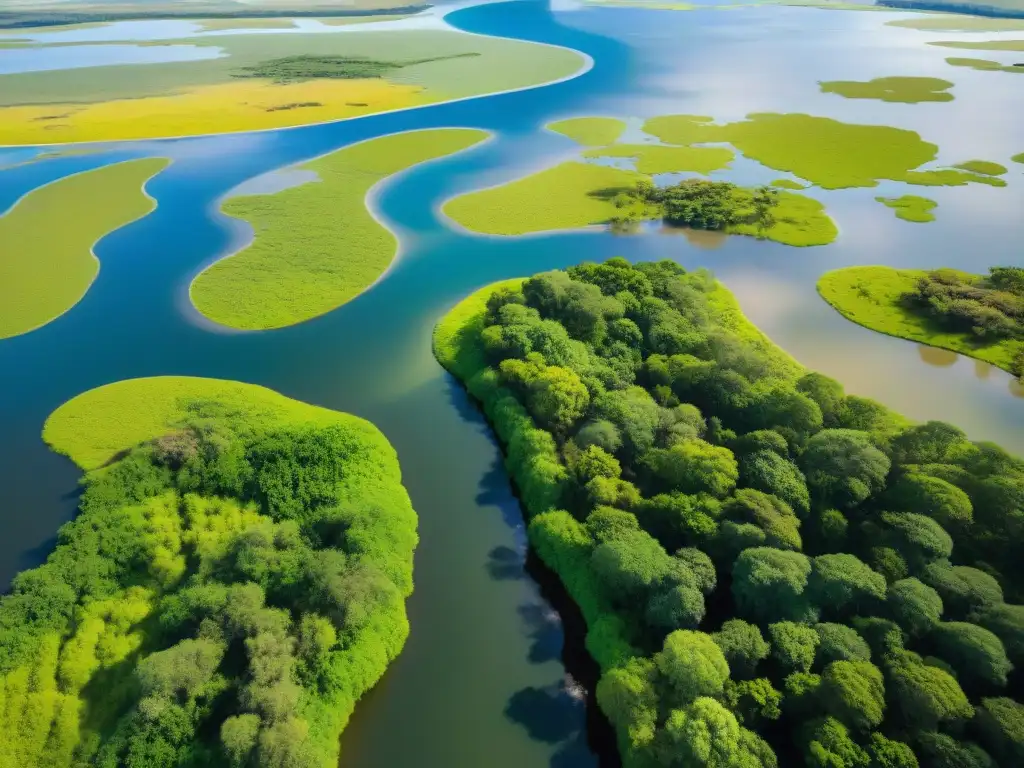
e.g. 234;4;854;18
1;1;1023;766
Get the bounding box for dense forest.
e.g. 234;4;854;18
435;258;1024;768
0;405;417;767
612;180;780;236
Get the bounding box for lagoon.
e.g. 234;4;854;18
0;1;1022;767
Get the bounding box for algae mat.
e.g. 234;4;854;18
191;128;488;331
0;157;169;340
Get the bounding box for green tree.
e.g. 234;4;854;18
931;621;1012;689
810;554;887;615
575;445;622;484
879;512;953;572
805;717;870;768
801;429;891;509
596;659;658;751
887;578;943;637
221;714;261;767
733;548;816;625
867;733;918;768
740;450;811;517
646;584;706;632
713;619;770;680
975;603;1024;667
820;660;886;732
797;373;846;427
974;697;1024;766
643;440;739;498
655;630;731;706
886;651;973;730
815;623;871;665
916;733;994;768
886;473;973;530
575;419;623;454
921;563;1004;619
721;489;802;552
656;697;774;767
770;621;820;673
724;677;782;725
752;185;780;237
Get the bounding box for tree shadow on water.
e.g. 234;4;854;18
519;601;563;664
505;682;583;744
487;544;524;581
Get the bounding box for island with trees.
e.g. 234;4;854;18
819;266;1024;379
1;376;417;767
435;257;1024;768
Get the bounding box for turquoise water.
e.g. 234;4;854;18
1;2;1023;766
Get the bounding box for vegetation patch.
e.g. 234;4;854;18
875;195;937;223
641;112;1006;189
435;257;1024;768
233;52;480;84
945;56;1024;73
819;76;955;103
886;15;1024;31
582;143;735;175
771;178;807;190
0;158;168;340
548;117;627;147
955;159;1008;176
1013;152;1024;163
932;39;1024;52
6;375;417;767
443;161;647;235
818;265;1024;376
191;128;486;330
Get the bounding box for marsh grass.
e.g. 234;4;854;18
547;117;627;146
946;56;1024;73
818;266;1023;375
0;158;168;340
932;38;1024;51
234;52;480;84
875;194;937;222
819;76;954;103
955;159;1008;175
582;143;735;174
191;128;487;330
771;178;807;189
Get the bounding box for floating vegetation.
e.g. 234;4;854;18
819;76;954;103
875;195;937;223
548;117;627;146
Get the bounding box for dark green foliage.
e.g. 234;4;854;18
901;267;1024;341
974;697;1024;765
234;52;480;83
436;259;1024;768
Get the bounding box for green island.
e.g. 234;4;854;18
191;128;487;331
771;178;808;190
818;77;955;103
932;39;1024;52
955;160;1008;176
582;143;736;175
435;257;1024;768
549;116;628;146
945;57;1024;74
641;113;1008;189
818;265;1024;378
2;375;417;766
0;158;168;340
886;15;1024;31
875;195;938;223
1013;153;1024;163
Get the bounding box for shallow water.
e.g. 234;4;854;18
0;42;224;75
0;2;1022;767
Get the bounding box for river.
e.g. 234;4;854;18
0;1;1022;766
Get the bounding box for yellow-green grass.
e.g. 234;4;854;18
0;31;584;144
771;178;807;189
725;189;837;247
547;117;627;147
1013;152;1024;163
946;56;1024;73
443;161;647;235
932;39;1024;51
191;128;486;330
42;375;378;471
875;194;937;222
819;76;954;103
817;266;1023;375
956;159;1008;175
582;143;735;174
887;15;1024;31
641;112;1007;189
433;278;527;379
0;158;168;340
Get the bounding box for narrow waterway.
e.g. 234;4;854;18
0;1;1022;766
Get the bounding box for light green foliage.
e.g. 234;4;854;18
739;450;810;517
976;603;1024;666
733;548;816;625
644;439;739;497
820;76;954;103
721;489;802;553
0;158;168;340
805;716;869;768
597;659;659;751
501;354;590;434
868;733;918;768
801;429;890;509
713;619;770;680
771;179;806;190
880;513;953;572
723;677;782;725
656;697;768;767
5;377;418;766
817;266;1024;377
975;697;1024;765
810;554;887;615
815;623;871;665
444;161;646;235
819;660;886;731
888;578;943;637
548;116;627;146
955;160;1008;176
887;473;973;530
876;195;937;223
931;622;1012;688
192;128;486;330
946;56;1024;74
887;651;974;730
770;621;820;673
655;630;731;706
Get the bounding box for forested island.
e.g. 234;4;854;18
0;378;417;767
435;259;1024;768
819;266;1024;379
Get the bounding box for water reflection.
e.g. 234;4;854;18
918;345;958;367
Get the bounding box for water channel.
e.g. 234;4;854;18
0;1;1022;766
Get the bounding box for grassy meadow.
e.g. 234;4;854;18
442;161;646;235
548;117;627;146
875;194;937;222
43;375;372;470
0;30;585;144
0;158;168;339
817;266;1023;375
819;76;955;103
191;128;487;331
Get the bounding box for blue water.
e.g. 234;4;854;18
1;2;1023;766
0;42;223;74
